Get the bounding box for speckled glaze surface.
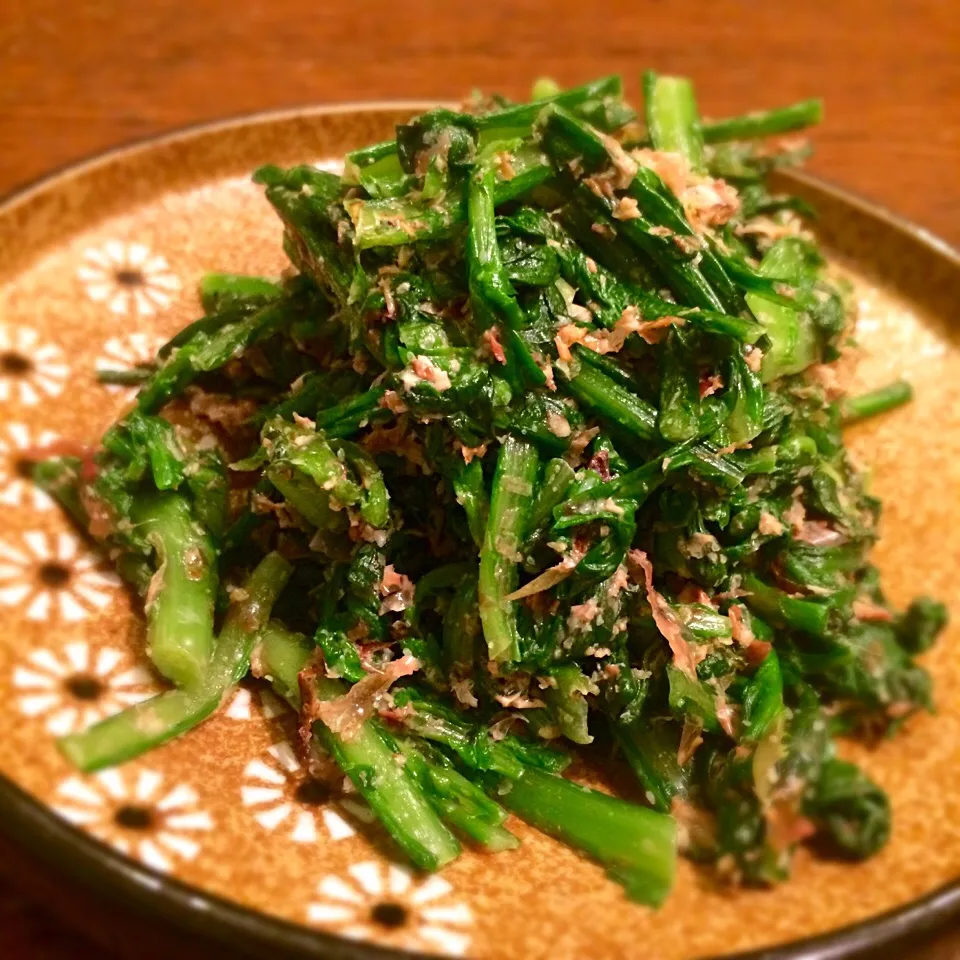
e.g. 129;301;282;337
0;105;958;960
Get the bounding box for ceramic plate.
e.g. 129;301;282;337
0;104;958;960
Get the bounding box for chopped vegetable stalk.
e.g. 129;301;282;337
615;720;690;813
199;272;282;311
257;621;463;869
479;437;539;661
396;736;520;851
468;163;546;390
58;552;292;772
841;380;913;424
562;352;658;441
643;70;706;172
308;673;462;870
135;492;218;687
494;766;677;907
138;296;303;412
531;76;561;101
702;99;823;143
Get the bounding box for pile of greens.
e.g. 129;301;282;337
37;70;946;907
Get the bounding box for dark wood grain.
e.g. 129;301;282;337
2;0;959;244
1;1;958;956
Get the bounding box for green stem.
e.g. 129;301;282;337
396;736;519;852
199;272;282;312
477;75;622;136
310;675;462;870
442;577;481;675
31;458;86;528
468;164;546;390
451;457;489;549
479;437;539;661
342;76;622;192
316;386;390;438
742;573;832;638
703;99;824;143
531;76;561;101
348;141;553;250
138;299;297;413
58;552;292;772
524;458;575;544
615;719;690;813
643;70;706;173
393;688;570;777
841;381;912;424
537;105;724;311
256;622;461;871
96;368;153;386
134;493;218;688
562;351;659;441
495;766;677;907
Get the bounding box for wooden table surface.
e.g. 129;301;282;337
1;1;958;957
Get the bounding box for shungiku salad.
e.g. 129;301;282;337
34;70;946;908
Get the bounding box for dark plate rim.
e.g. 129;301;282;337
0;100;958;960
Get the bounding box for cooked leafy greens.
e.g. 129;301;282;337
35;70;944;906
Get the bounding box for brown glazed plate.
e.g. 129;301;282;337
0;103;958;960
